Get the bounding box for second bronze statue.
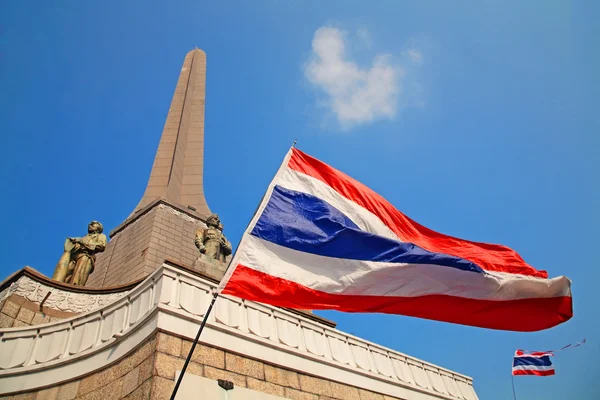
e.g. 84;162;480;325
195;214;232;263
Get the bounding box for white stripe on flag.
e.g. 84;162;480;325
512;365;554;372
276;167;400;242
236;235;572;300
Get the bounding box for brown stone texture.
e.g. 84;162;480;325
74;335;155;400
226;352;265;380
299;375;333;397
155;334;405;400
156;331;182;357
33;387;58;400
203;366;247;388
0;294;74;329
154;352;203;379
135;48;211;217
0;312;14;329
265;364;301;389
87;202;218;288
88;203;209;288
57;381;80;400
180;338;225;369
85;49;220;289
123;379;151;400
1;331;407;400
0;333;157;400
330;381;361;400
150;377;174;400
121;368;140;397
246;377;285;397
357;388;385;400
284;387;319;400
0;394;36;400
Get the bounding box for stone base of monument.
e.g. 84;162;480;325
193;254;229;282
0;263;477;399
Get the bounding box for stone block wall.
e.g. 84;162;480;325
152;332;405;400
0;333;156;400
89;202;209;288
0;331;408;400
0;294;75;329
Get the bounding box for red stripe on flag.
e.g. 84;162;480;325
512;369;556;376
515;350;554;357
288;148;548;279
223;265;572;332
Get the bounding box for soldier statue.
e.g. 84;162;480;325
52;221;107;285
195;214;232;263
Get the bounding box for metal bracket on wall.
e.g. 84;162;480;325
217;379;234;391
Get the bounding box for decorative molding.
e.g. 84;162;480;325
158;204;207;227
113;198;209;238
3;276;128;314
0;286;10;304
0;265;478;400
0;267;142;295
110;202;207;242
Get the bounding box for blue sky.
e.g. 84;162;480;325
1;1;598;398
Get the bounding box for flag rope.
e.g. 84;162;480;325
517;338;586;355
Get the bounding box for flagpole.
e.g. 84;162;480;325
169;289;219;400
170;143;296;399
169;253;240;400
511;374;517;400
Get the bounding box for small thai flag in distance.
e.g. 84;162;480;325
512;350;555;376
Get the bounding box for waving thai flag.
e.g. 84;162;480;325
220;148;573;331
511;339;585;376
512;350;555;376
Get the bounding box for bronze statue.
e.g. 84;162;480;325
195;214;232;263
52;221;107;285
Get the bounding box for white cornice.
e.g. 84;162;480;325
0;265;478;399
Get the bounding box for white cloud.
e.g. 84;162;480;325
304;26;421;130
405;48;423;64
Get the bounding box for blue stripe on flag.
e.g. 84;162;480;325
513;355;553;367
251;185;484;273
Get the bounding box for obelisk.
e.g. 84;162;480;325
87;49;217;288
134;48;211;216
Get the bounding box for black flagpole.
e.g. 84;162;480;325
170;142;296;399
511;373;517;400
169;290;218;400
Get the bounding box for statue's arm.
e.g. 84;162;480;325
79;235;107;252
95;234;107;252
194;229;206;253
222;237;232;256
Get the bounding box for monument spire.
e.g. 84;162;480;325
135;48;211;216
86;49;219;289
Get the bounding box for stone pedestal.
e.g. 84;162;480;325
193;255;229;282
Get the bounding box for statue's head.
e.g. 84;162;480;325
206;214;220;228
88;221;103;234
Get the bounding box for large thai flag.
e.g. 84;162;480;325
221;148;573;331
